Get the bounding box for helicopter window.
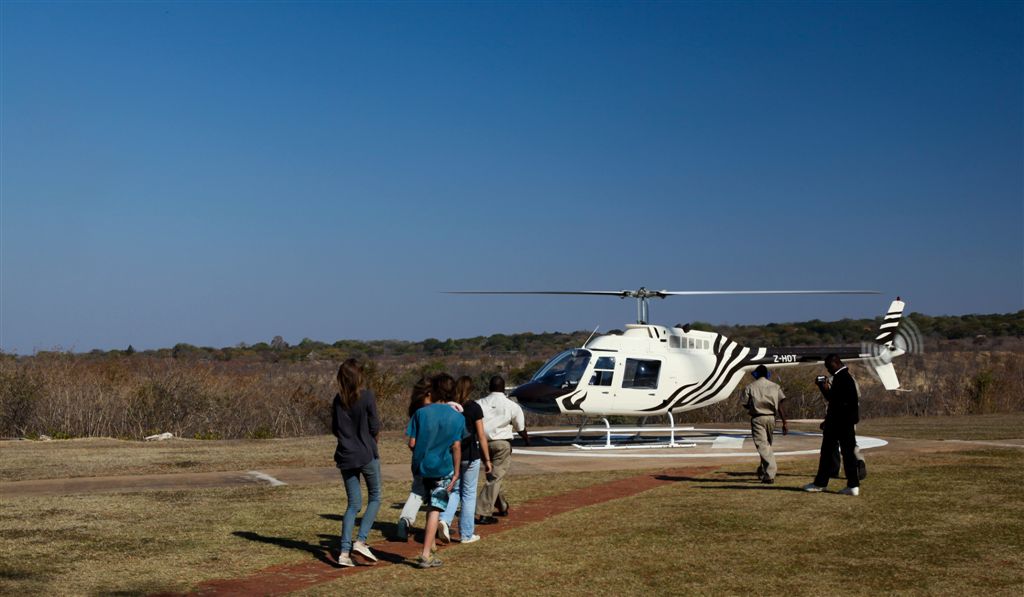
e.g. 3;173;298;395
589;357;615;386
669;336;681;348
622;359;661;389
531;349;592;389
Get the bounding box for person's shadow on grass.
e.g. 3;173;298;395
231;531;336;566
695;484;807;492
233;531;410;566
722;471;803;479
318;514;405;543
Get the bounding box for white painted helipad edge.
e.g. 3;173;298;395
513;432;887;459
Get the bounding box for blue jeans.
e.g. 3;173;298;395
340;458;382;553
440;458;480;539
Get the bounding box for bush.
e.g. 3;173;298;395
0;369;43;437
1;329;1021;439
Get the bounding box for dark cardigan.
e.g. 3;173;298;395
331;388;381;470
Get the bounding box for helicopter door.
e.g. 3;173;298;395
584;356;617;411
614;358;663;412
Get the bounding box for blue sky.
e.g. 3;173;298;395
2;1;1021;353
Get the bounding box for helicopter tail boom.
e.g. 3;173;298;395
744;298;908;389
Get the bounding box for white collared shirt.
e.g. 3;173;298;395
475;392;525;441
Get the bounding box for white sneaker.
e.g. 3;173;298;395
461;534;481;544
838;487;860;496
336;552;355;567
437;519;451;544
802;483;826;493
352;540;378;562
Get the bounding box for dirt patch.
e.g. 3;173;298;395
160;466;717;596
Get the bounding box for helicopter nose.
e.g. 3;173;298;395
510;382;565;414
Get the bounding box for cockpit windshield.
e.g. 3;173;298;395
530;349;592;390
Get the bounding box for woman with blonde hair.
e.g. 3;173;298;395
331;358;382;566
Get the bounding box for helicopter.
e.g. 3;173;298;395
449;289;908;444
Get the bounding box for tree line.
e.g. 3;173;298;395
19;310;1022;363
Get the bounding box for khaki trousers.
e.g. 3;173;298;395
476;439;512;517
750;415;776;480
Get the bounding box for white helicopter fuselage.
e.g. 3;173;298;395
578;325;743;416
511;299;907;417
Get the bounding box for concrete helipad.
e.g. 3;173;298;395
500;423;888;474
516;425;886;458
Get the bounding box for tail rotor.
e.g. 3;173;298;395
861;297;921;390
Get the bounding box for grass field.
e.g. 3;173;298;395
297;448;1024;596
0;470;628;595
857;413;1024;441
1;415;1022;596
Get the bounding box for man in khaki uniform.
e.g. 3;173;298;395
475;376;529;525
742;365;788;484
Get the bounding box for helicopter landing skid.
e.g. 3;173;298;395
569;413;697;450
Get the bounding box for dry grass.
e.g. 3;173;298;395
773;412;1024;442
856;413;1024;441
0;470;628;595
0;433;410;482
296;448;1024;597
1;415;1022;596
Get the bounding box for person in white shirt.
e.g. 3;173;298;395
474;376;529;525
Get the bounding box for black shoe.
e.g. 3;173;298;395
494;502;509;517
761;477;775;485
476;516;499;525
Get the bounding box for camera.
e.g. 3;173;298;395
815;375;827;384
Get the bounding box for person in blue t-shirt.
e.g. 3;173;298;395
405;375;464;569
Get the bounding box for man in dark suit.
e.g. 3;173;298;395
803;354;862;496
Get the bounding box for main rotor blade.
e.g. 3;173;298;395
445;290;880;297
657;290;880;296
444;291;631;296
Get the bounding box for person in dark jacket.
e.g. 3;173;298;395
804;354;862;496
331;358;382;566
